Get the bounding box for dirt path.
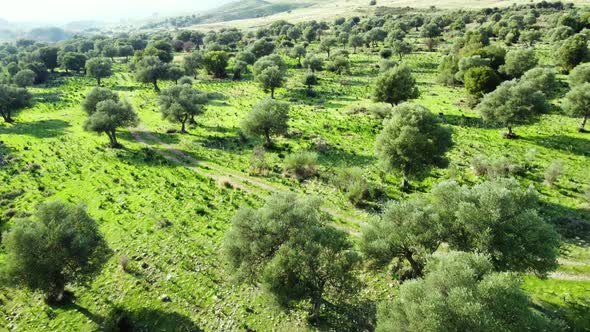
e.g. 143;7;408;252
128;126;367;236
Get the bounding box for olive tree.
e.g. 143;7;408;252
183;51;203;78
556;34;589;72
303;71;318;95
373;65;420;106
520;67;560;98
241;98;289;147
158;84;208;133
134;55;169;92
375;103;452;188
255;66;285;98
568;63;590;86
499;49;538;78
563;83;590;132
302;54;324;73
290;44;307;67
361;197;445;278
477;80;548;138
202;51;229;78
85;57;113;86
1;201;109;303
84;99;139;148
391;40;412;61
319;37;338;58
0;84;32;123
224;193;361;321
464;66;501;98
13;69;36;88
430;179;560;276
82;87;119;115
420;23;441;51
375;252;563;332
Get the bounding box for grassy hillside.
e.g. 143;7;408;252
1;4;590;331
188;0;588;30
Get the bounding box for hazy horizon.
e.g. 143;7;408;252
1;0;236;23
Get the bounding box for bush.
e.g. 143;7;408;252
544;160;563;186
284;151;319;180
380;48;393;59
249;146;270;175
470;155;522;178
333;167;380;206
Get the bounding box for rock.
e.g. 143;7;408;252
160;294;171;302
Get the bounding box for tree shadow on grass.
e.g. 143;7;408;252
102;306;204;332
540;202;590;244
524;135;590;158
0;119;70;138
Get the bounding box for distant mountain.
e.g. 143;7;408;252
27;27;71;42
143;0;310;29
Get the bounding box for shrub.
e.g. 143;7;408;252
333;167;380;206
544;160;563;186
284;151;319;180
470;155;522;178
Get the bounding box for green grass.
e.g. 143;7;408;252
1;34;590;331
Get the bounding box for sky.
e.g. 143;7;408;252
1;0;234;23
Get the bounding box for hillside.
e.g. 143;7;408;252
188;0;587;30
1;2;590;331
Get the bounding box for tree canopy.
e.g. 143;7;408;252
1;201;109;303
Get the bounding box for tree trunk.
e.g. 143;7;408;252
579;115;587;132
153;79;160;92
270;88;275;99
97;77;101;86
264;130;272;148
45;278;66;304
401;177;410;192
504;126;517;139
404;251;423;277
309;296;322;322
0;110;13;123
181;120;187;133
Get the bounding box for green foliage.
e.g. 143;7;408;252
333;167;380;206
568;62;590;86
166;64;186;83
520;67;559;98
84;99;139;147
13;69;36;88
224;193;360;320
556;33;590;72
390;40;412;60
431;179;560;276
59;52;87;73
477;80;549;137
290;44;307;66
85;57;113;86
455;55;491;82
158;84;208;132
134;55;169;91
253;54;287;76
463;66;500;97
1;201;109;303
375;103;451;180
372;64;419;105
0;84;32;123
302;53;324;73
328;56;350;75
241;98;289;147
499;49;538;78
319;37;338;57
38;47;59;72
376;251;564;332
203;51;229;78
563;82;590;131
361;197;443;277
255;66;285;98
183;51;203;78
248;38;276;58
82;87;119;115
284;151;319;180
